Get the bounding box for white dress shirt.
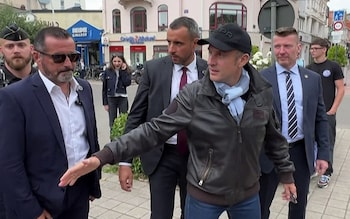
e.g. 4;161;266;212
39;71;89;168
166;56;199;145
275;63;304;143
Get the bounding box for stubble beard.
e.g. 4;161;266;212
5;55;31;71
58;71;73;83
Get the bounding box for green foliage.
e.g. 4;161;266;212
110;113;128;139
327;44;348;67
251;45;259;56
0;5;48;43
106;113;146;179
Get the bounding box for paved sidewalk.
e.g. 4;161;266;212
89;128;350;219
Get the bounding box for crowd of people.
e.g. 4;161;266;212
0;16;345;219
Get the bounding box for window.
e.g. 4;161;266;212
209;2;247;31
299;17;305;31
113;9;121;33
131;7;147;33
158;4;168;31
60;0;64;9
153;45;168;59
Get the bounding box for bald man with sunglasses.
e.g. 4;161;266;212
0;26;101;219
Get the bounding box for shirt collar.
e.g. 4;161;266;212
174;54;197;73
275;62;299;75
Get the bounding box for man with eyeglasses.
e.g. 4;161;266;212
0;26;101;219
307;37;345;189
0;23;37;219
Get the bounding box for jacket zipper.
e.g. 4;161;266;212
198;148;213;186
237;127;242;143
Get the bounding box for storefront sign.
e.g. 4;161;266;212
72;27;88;37
120;35;156;44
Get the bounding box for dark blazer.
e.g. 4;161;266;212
124;55;208;175
0;73;101;218
260;65;330;175
102;68;131;105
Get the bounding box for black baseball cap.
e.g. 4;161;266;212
0;24;29;41
198;23;251;54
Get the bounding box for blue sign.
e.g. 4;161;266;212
67;20;103;42
334;10;345;21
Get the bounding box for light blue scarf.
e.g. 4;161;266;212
214;69;250;123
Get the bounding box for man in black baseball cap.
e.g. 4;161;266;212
0;23;35;88
59;23;296;219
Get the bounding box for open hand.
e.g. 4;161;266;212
59;157;101;187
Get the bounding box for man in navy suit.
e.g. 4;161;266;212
0;23;37;219
0;26;101;219
259;27;330;219
117;16;207;219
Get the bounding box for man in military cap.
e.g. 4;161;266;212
0;23;36;218
0;23;36;88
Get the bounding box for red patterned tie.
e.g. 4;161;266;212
177;67;188;154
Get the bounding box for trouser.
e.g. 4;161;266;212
260;140;310;219
0;194;6;219
148;144;188;219
107;96;128;128
185;193;259;219
325;114;336;175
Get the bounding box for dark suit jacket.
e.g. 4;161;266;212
260;65;330;175
124;55;208;175
0;73;101;218
102;68;131;105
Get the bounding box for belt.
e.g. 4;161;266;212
289;139;304;148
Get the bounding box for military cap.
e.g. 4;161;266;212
0;24;29;41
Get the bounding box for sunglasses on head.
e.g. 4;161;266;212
36;49;80;63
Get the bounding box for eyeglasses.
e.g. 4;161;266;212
309;47;323;51
36;49;80;63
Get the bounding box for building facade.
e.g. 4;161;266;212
101;0;330;68
0;0;86;10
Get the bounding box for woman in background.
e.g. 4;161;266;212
102;55;131;129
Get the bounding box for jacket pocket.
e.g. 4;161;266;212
198;148;213;186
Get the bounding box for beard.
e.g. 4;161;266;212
57;70;73;83
4;55;31;71
41;64;74;85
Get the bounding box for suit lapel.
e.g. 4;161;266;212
269;66;283;122
160;57;207;108
196;58;207;79
31;73;67;155
298;67;309;117
162;57;173;108
76;84;96;153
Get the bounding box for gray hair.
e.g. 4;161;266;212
34;26;73;51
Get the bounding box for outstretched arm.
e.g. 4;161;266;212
59;156;101;187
